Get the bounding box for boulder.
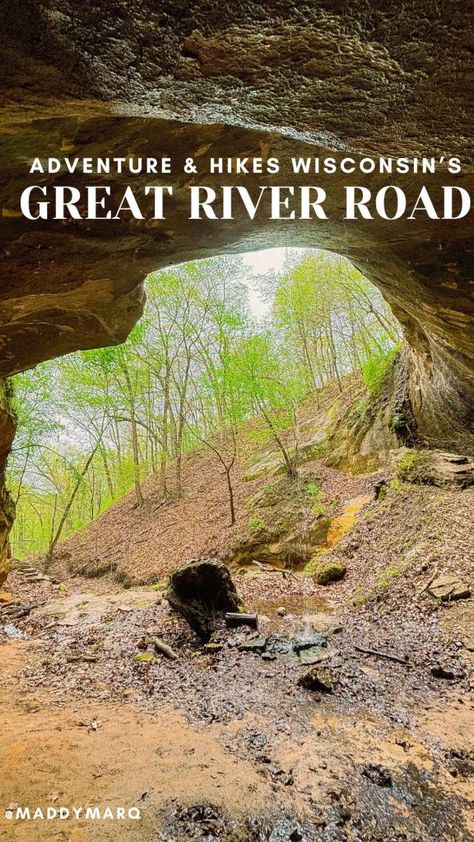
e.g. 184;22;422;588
296;432;327;462
233;474;331;568
167;558;241;640
232;528;331;569
238;637;267;653
243;454;285;482
428;575;471;602
312;559;347;585
243;433;326;481
394;448;474;488
298;666;333;693
299;648;331;666
293;633;328;652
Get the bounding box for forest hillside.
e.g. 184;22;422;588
8;250;400;563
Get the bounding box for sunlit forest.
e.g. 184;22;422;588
8;250;400;560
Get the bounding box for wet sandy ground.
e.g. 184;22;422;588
1;579;473;841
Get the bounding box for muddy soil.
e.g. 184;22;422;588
1;568;473;841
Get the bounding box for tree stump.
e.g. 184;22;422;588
167;558;241;640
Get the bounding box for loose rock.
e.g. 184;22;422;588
298;667;333;693
311;559;347;585
238;637;267;653
428;575;471;602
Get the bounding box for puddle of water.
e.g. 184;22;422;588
250;594;335;636
251;594;331;616
322;493;371;550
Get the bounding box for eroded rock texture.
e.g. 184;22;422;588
0;2;473;569
0;382;15;588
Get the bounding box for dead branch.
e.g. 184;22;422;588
66;654;99;663
152;637;179;660
354;644;408;665
251;559;299;580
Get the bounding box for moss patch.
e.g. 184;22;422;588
308;557;347;585
394;448;431;483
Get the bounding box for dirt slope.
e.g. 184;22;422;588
50;385;377;586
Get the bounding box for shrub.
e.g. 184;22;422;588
305;481;326;516
248;515;265;533
361;345;399;396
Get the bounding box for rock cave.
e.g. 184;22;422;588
0;1;473;590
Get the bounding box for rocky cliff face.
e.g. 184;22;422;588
0;2;473;576
0;382;15;589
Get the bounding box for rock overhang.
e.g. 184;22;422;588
0;1;472;454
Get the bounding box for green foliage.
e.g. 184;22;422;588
305;481;319;498
361;344;399;396
306;555;346;584
303;554;320;574
373;564;404;590
135;653;157;664
7;250;401;561
248;515;265;533
394;449;430;482
351;585;368;607
304;481;326;515
274;252;400;395
353;396;370;419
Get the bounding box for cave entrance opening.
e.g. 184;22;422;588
7;246;401;568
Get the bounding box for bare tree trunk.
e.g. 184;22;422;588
224;464;236;525
160;366;170;499
100;445;114;499
122;363;144;507
258;403;298;480
129;410;143;507
45;440;101;566
326;322;342;392
186;423;237;526
174;357;192;498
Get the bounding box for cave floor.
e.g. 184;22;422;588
0;569;473;841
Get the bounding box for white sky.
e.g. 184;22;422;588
241;247;288;320
243;247;288;274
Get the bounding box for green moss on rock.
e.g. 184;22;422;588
310;558;347;585
394;448;431;482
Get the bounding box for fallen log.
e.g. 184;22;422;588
354;644;408;665
225;612;258;629
1;602;36;614
152;637;179;661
